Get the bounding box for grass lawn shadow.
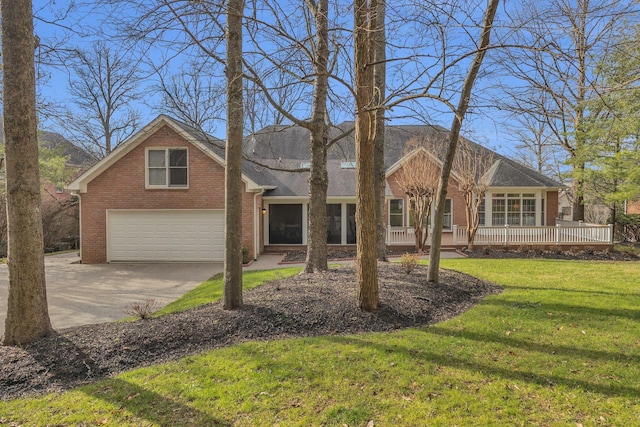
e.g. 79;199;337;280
81;377;230;426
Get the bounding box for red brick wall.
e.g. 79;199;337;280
386;156;466;229
546;190;559;225
79;124;256;263
627;200;640;215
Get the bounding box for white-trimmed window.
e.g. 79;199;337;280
146;148;188;188
389;199;404;226
492;193;536;226
443;199;452;230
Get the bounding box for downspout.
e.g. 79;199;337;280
253;190;264;260
71;192;82;263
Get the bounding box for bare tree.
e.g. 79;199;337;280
497;0;637;221
374;0;388;261
428;0;500;283
62;41;143;159
453;138;493;251
223;0;245;310
242;0;350;273
303;0;331;273
394;139;440;251
2;0;53;345
354;0;379;311
155;60;225;135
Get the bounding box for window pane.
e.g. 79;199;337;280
269;204;303;244
507;199;521;213
326;204;342;244
389;199;403;227
148;168;166;185
492;198;505;225
523;213;536;226
443;199;452;229
347;204;356;244
507;198;521;225
390;199;403;214
478;199;485;226
507;213;521;225
169;149;187;167
148;150;166;167
169;168;188;186
492;216;506;226
523;199;536;213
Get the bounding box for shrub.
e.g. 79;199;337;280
123;298;160;320
400;253;419;274
242;246;252;264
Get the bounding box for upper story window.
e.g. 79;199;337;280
146;148;188;188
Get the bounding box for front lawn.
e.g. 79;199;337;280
1;259;638;426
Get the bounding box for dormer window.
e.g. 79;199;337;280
341;161;356;169
146;148;188;188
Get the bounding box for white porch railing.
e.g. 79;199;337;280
453;224;614;246
387;226;430;246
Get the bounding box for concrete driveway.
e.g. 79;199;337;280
0;253;223;332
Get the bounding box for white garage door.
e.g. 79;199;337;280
107;210;224;262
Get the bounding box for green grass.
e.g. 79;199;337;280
615;243;640;256
1;259;639;426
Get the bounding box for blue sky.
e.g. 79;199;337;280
31;1;548;160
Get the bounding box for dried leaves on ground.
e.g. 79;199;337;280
0;263;500;401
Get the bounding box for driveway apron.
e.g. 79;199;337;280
0;253;222;333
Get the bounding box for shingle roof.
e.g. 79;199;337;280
167;116;563;196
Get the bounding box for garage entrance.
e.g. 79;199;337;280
107;210;224;262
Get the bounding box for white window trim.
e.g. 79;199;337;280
389;198;405;227
145;147;189;189
443;198;453;230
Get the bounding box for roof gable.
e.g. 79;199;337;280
68;115;262;193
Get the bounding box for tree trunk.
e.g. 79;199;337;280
354;0;379;312
304;0;330;273
223;0;245;310
573;164;586;221
2;0;53;345
428;0;499;283
374;0;388;262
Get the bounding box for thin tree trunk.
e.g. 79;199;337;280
573;163;586;221
304;0;330;273
354;0;379;311
428;0;499;283
2;0;53;345
223;0;245;310
374;0;388;262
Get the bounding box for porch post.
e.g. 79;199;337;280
485;191;492;226
453;224;458;245
608;223;614;244
556;224;561;245
535;192;542;226
504;224;509;245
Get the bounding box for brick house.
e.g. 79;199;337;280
69;115;609;264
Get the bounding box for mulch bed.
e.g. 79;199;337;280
0;262;501;401
281;246;640;263
463;247;640;261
